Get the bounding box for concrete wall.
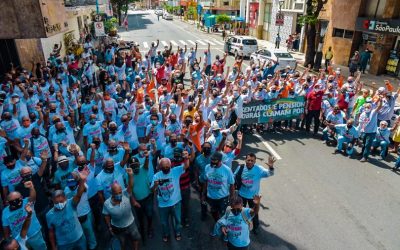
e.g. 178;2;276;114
0;0;45;39
40;7;95;60
15;39;45;71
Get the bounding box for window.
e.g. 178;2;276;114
264;50;272;57
232;38;237;43
343;30;354;39
223;1;229;6
333;28;354;39
243;39;257;45
333;28;344;38
274;52;293;59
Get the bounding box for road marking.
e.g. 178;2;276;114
170;40;178;46
143;42;149;48
196;40;206;45
187;40;196;45
203;39;215;45
179;40;187;45
212;39;224;46
161;41;168;46
253;134;283;160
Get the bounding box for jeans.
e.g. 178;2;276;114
395;156;400;169
26;230;47;250
80;212;97;249
362;132;376;159
58;234;86;250
158;201;182;237
372;139;388;158
322;127;335;141
337;136;354;155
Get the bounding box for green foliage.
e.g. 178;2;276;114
298;15;318;26
298;0;327;26
216;14;231;24
187;6;196;16
104;17;118;32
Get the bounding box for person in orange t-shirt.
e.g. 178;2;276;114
182;110;207;152
385;80;394;92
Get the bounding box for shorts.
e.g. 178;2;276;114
112;222;141;242
207;196;229;215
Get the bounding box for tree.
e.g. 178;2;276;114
299;0;328;67
216;14;231;24
111;0;136;26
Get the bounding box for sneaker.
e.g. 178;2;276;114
333;149;341;154
360;157;368;162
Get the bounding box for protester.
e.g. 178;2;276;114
1;28;399;250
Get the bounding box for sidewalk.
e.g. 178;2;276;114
178;18;398;90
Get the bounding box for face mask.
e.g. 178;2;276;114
347;125;352;129
25;156;32;161
231;208;242;216
57;127;66;133
6;163;15;169
162;168;170;174
59;163;69;170
151;120;158;126
92;109;98;114
194;67;199;71
271;90;276;93
213;131;220;137
170;140;177;147
139;151;145;157
210;161;219;168
54;201;67;210
108;147;118;153
163;91;168;95
233;91;239;98
364;108;371;113
90;119;96;125
9;198;23;211
19;173;32;186
118;103;124;109
203;147;211;156
32;133;40;139
170;118;176;124
170;103;177;110
104;167;114;173
113;194;122;202
188;106;193;111
185;120;192;126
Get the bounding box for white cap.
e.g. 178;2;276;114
211;121;220;131
378;87;386;93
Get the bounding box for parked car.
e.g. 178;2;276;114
163;13;173;20
224;36;258;58
155;9;163;15
250;48;297;71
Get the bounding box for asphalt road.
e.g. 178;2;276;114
102;10;400;250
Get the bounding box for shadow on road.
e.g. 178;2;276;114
118;13;154;32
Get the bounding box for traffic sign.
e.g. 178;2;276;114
276;12;284;26
94;14;102;22
94;22;105;37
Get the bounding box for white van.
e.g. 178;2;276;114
224;36;258;58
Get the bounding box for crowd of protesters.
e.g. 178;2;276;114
0;31;399;250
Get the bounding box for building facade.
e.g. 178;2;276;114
318;0;400;76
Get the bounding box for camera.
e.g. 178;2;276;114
158;178;170;185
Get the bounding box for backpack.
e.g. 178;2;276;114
234;164;245;190
225;207;253;231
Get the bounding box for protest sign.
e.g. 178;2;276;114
241;97;305;124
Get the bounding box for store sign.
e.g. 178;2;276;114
276;13;284;26
356;17;400;36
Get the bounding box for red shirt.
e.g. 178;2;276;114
306;90;324;111
155;66;165;83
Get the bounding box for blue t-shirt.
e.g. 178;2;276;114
194;154;211;183
224;208;253;247
103;148;125;165
1;165;23;191
46;199;83;246
82;121;104;144
235;165;273;199
204;164;234;199
2;198;42;238
132;155;154;200
96;163;127;200
358;110;378;133
161;142;184;160
151;165;184;207
335;124;359;140
53;165;74;190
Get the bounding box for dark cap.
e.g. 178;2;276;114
211;151;223;162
